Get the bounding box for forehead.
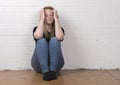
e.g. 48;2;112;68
45;9;53;14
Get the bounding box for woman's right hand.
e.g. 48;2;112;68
40;9;45;20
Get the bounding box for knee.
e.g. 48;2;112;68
37;38;47;43
49;37;60;45
36;38;47;46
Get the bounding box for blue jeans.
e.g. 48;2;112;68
31;37;64;73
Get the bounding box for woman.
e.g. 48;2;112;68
31;6;65;81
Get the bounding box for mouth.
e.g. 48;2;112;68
47;20;52;22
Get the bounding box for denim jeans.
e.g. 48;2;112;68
31;37;64;73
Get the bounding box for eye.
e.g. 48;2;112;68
45;14;48;17
45;12;53;16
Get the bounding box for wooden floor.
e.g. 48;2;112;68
0;70;120;85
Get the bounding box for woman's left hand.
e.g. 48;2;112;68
52;9;59;19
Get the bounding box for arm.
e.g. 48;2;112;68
53;10;64;40
33;9;45;39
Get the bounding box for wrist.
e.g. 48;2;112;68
39;20;44;25
40;18;45;22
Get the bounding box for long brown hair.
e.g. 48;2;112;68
43;6;55;39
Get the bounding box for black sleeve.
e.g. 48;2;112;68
60;27;65;42
32;26;38;42
62;27;65;35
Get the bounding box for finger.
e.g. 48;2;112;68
41;9;44;13
52;9;56;13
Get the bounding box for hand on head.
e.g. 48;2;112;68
52;9;59;19
40;9;45;20
40;8;59;20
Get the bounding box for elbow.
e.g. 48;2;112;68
34;33;43;40
56;35;64;41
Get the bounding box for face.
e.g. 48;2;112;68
44;9;54;25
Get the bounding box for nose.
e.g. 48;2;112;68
48;16;51;19
47;15;52;20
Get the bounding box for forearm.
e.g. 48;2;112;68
34;19;44;39
54;18;64;40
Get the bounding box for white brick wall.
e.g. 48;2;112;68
0;0;120;70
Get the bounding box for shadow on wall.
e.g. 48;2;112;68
60;14;86;69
